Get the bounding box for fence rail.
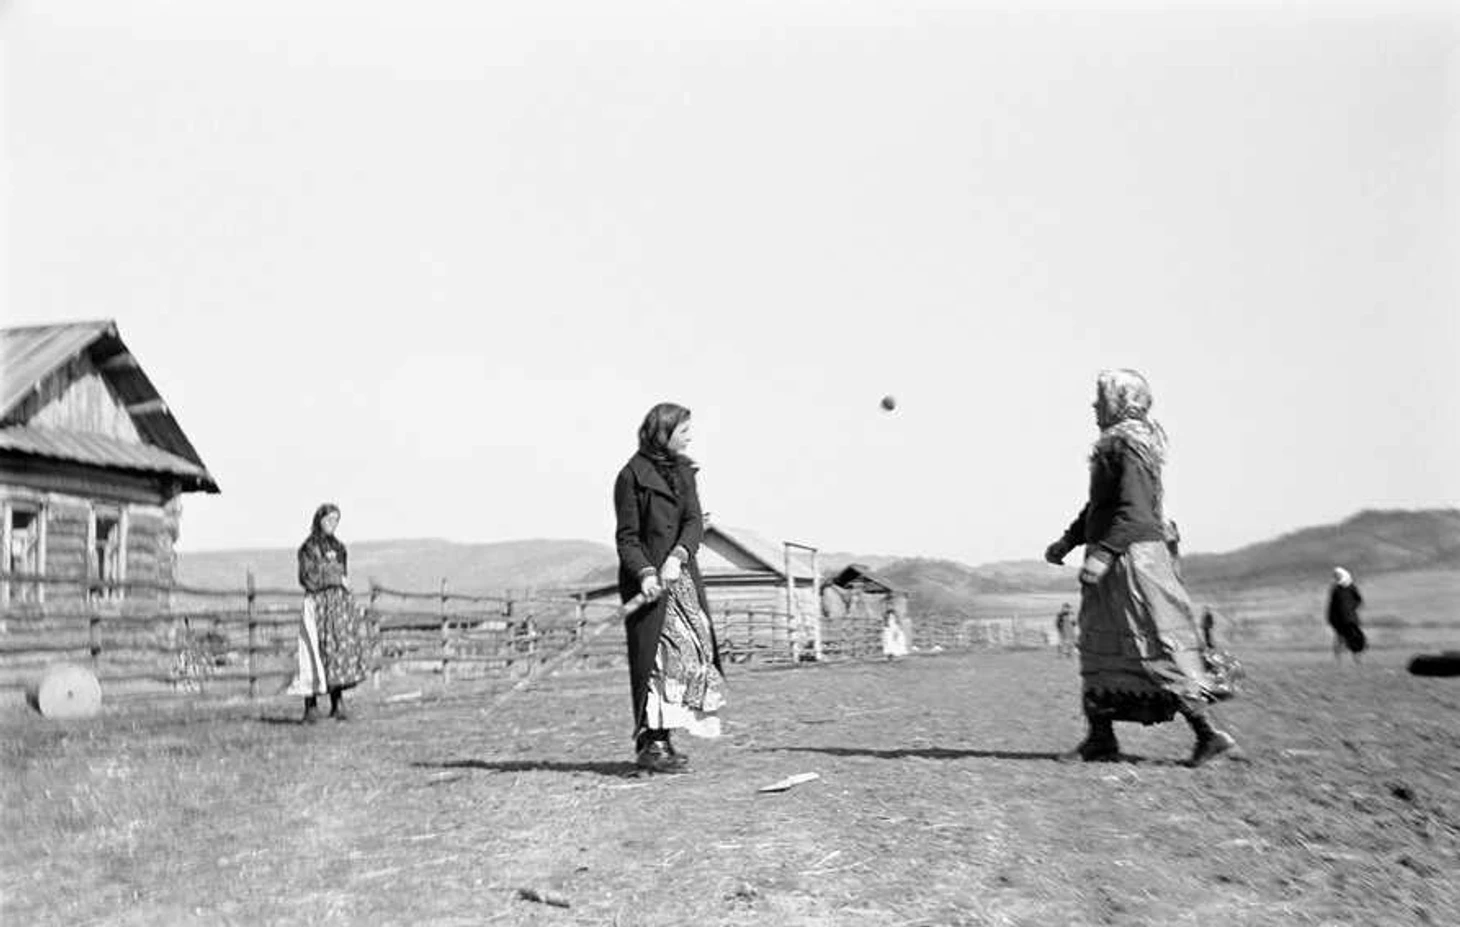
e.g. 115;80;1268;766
1;570;1057;708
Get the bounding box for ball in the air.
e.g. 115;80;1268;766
880;395;897;411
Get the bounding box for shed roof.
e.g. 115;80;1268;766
828;562;899;594
0;320;219;492
702;524;819;580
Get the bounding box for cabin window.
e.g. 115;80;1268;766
2;503;45;605
90;506;126;601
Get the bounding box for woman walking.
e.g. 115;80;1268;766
1327;567;1366;664
1044;370;1239;767
288;503;373;722
613;403;726;774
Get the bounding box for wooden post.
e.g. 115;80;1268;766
86;554;101;669
439;578;451;687
783;547;795;654
246;570;257;701
369;579;381;690
810;548;823;661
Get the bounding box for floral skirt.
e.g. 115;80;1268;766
1078;541;1217;724
287;588;373;695
643;573;726;738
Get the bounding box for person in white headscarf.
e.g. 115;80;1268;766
1327;567;1366;664
1044;369;1239;767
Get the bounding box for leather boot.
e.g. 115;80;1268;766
1182;701;1237;767
302;697;321;725
1058;717;1120;762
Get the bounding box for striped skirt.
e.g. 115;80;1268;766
1078;541;1217;724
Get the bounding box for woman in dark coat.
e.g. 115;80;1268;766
614;403;725;774
1327;567;1366;663
288;504;373;722
1044;369;1239;767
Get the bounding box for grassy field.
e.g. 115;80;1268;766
4;638;1459;926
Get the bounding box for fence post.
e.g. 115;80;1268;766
369;579;381;690
246;570;257;701
439;578;451;687
86;558;101;671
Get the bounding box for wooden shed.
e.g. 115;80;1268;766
0;320;219;607
584;523;823;655
822;563;910;656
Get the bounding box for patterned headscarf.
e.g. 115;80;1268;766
1092;368;1168;474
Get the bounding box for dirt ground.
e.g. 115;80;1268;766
3;644;1458;926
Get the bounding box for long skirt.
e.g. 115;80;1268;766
286;588;371;695
642;573;726;739
1078;541;1216;724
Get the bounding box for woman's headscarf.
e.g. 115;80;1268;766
1092;368;1168;474
1333;566;1353;587
636;402;695;493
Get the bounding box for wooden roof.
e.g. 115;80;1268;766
0;320;219;492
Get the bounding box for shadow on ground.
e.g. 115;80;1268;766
762;744;1186;766
411;758;640;778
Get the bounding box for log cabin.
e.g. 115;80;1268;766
0;320;219;608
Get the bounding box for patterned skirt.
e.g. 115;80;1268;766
644;572;726;737
1078;541;1216;724
287;588;373;695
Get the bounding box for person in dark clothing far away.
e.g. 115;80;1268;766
1201;607;1218;650
1055;602;1076;658
1327;567;1366;665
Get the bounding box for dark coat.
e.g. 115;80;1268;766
1328;583;1366;652
1059;441;1168;555
613;452;719;736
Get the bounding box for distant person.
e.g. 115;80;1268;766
1327;567;1366;664
1044;369;1239;767
614;403;726;774
288;504;373;723
1201;607;1217;650
882;603;909;660
1055;602;1076;658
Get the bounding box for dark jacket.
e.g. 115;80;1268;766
1059;440;1167;555
613;452;719;735
1327;584;1363;631
298;535;348;593
613;451;715;631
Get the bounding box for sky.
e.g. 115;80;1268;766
2;0;1458;566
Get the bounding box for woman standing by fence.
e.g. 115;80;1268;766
614;403;726;774
287;504;372;723
1044;370;1239;767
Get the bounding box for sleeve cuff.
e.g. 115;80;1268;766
638;567;658;579
669;546;689;562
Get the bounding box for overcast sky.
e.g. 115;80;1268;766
3;1;1457;565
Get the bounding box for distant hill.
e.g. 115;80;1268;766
178;538;616;596
177;509;1460;615
1182;509;1460;589
831;509;1460;618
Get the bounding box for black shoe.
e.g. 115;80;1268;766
635;742;688;774
1188;730;1238;767
302;702;321;725
663;740;690;767
1057;738;1121;763
330;706;350;722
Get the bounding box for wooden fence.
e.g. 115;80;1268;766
0;570;1054;707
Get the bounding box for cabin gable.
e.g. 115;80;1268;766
23;353;143;442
